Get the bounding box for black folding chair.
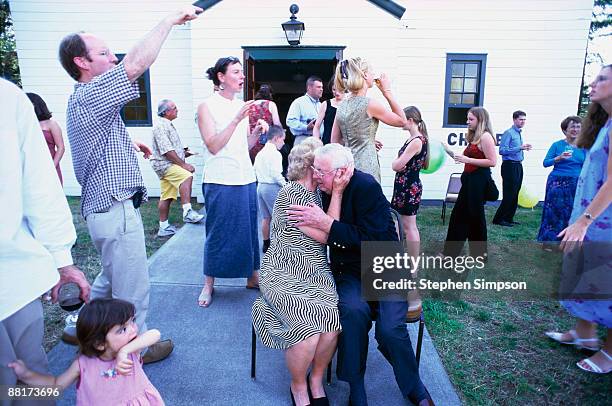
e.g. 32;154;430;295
442;173;462;224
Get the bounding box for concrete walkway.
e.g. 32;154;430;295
49;218;461;405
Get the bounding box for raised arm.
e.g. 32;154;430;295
367;73;406;128
198;101;253;155
391;138;422;172
116;329;161;375
9;358;80;390
123;7;201;82
313;102;327;140
327;181;396;249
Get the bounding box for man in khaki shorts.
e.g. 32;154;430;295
151;99;203;237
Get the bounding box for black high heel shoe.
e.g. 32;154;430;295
307;374;329;406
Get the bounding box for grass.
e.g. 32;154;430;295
416;204;611;405
43;199;611;405
42;197;201;352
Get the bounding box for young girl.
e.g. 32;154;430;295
390;106;429;318
391;106;429;240
9;299;164;405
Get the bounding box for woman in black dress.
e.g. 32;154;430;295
313;77;344;145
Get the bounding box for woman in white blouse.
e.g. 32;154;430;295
197;56;268;307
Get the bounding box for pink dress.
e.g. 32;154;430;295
76;353;164;406
42;129;63;185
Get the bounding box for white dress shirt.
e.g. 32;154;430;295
254;143;286;186
0;79;76;321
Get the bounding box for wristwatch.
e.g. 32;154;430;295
583;212;594;221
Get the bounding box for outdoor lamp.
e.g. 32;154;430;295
281;4;305;46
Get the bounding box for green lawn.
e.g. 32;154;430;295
416;205;611;405
43;198;610;405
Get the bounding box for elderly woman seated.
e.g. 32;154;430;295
252;137;349;406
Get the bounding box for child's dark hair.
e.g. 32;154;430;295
76;299;135;358
267;125;285;140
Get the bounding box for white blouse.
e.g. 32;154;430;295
200;92;256;185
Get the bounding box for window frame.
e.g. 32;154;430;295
116;53;152;127
443;53;487;128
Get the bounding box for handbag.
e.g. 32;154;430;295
485;176;499;201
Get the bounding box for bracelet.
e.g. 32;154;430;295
583;212;594;221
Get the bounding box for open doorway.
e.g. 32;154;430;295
243;46;344;147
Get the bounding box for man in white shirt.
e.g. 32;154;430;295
286;76;323;147
254;125;286;252
0;78;90;394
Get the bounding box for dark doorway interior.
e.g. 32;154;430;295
243;46;344;146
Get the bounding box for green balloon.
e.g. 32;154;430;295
421;141;446;174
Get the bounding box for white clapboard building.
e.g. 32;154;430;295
9;0;594;202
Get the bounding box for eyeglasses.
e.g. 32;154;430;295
310;165;338;177
88;49;111;58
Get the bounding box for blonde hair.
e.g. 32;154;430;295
466;107;495;144
335;57;371;94
287;138;323;181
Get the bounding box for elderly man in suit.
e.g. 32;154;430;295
288;143;433;406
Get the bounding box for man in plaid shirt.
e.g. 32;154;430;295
58;6;202;363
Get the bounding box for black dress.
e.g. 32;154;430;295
391;135;428;216
321;99;337;145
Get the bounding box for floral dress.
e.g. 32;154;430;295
248;100;273;163
391;135;428;216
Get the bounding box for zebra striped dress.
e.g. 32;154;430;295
252;182;341;349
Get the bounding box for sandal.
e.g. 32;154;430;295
577;349;612;374
545;330;601;351
197;286;214;307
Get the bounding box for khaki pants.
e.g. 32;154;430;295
0;300;53;406
86;200;150;333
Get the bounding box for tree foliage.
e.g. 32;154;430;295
0;0;21;86
579;0;611;115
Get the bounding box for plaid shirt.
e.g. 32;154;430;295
66;63;146;218
150;117;185;178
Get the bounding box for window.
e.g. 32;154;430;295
116;54;152;127
443;54;487;127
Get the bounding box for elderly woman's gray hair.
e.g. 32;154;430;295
314;143;354;169
157;99;174;117
287;138;324;181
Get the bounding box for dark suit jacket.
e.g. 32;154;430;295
322;170;398;278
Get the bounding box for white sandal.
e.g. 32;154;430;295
577;349;612;374
544;330;601;351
